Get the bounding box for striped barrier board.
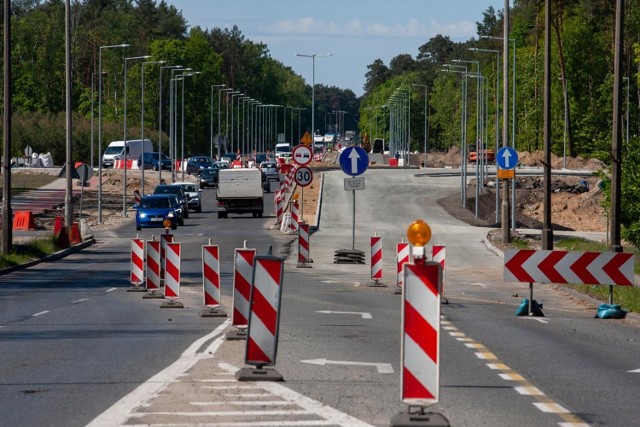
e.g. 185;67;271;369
371;236;383;280
504;249;635;286
401;261;442;405
245;255;285;367
432;245;446;293
202;245;221;307
146;240;161;292
130;238;144;285
298;223;310;263
232;248;256;327
396;242;410;287
164;242;181;300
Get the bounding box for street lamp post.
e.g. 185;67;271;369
211;84;226;159
169;68;190;180
158;65;182;182
98;43;129;223
413;84;428;167
296;53;333;149
230;92;244;155
122;54;150;217
141;60;165;194
179;72;200;180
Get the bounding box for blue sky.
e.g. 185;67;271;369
168;1;505;97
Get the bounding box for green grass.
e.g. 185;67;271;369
555;237;640;313
0;236;59;269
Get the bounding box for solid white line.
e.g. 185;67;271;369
32;311;49;317
189;401;294;406
204;385;259;390
218;363;373;427
105;287;117;293
126;421;337;427
222;393;271;398
530;318;548;324
87;319;231;427
134;410;310;417
72;298;89;304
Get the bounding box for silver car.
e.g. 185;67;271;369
172;182;202;213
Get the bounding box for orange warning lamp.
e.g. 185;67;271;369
163;219;172;231
292;193;300;200
407;220;431;247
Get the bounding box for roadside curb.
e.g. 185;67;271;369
0;238;96;276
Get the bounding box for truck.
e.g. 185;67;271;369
102;139;153;168
216;168;264;218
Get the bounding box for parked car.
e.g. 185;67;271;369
137;152;172;170
153;184;189;218
199;167;219;189
134;194;178;230
186;156;214;175
173;182;202;213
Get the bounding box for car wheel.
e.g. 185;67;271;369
171;223;177;230
258;212;263;218
183;210;189;219
196;206;201;213
217;212;222;219
154;165;159;171
136;225;141;231
179;218;184;226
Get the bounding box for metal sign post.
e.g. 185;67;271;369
338;147;369;250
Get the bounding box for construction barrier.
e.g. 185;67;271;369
12;211;36;231
160;233;174;281
163;242;181;301
275;192;284;225
146;239;161;293
202;243;221;307
370;235;383;285
396;241;410;287
290;200;299;233
297;223;310;266
53;216;64;237
114;159;137;170
432;245;446;294
232;245;256;328
245;255;285;367
280;213;291;233
130;237;144;286
69;222;82;245
55;226;70;249
401;261;442;405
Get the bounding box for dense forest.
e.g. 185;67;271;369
2;0;640;246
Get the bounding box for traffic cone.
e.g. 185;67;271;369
53;217;64;237
69;222;82;245
56;226;70;249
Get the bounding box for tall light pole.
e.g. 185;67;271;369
296;53;333;148
158;65;182;182
219;88;234;157
230;92;244;155
169;68;190;180
211;84;226;159
413;84;428;167
141;60;164;194
179;72;200;180
122;55;151;216
98;43;129;223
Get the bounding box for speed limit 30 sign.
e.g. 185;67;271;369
294;166;313;187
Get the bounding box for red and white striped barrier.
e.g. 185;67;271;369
396;241;410;287
401;261;442;405
161;242;183;308
370;235;383;284
146;240;161;292
246;256;285;367
290;200;299;233
275;193;284;225
432;245;446;293
130;237;144;286
297;223;310;267
232;246;256;328
160;233;174;281
202;243;221;307
114;159;137;170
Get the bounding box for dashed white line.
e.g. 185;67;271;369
105;287;117;293
515;386;544;396
533;402;570;414
72;298;89;304
32;311;49;317
190;400;295;406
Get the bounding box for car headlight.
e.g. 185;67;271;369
167;212;175;218
139;212;147;218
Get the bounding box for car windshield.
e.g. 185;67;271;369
141;197;170;208
104;146;123;155
155;186;180;195
182;184;197;192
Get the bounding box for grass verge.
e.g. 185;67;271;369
555;237;640;313
0;236;59;269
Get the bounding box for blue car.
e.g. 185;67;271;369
137;152;172;170
135;194;178;230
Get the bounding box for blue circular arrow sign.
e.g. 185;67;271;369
496;147;519;170
339;147;369;176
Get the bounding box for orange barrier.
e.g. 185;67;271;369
13;211;36;231
53;216;64;236
69;222;82;245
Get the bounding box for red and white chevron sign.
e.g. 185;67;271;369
504;249;635;286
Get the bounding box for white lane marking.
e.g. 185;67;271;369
87;319;230;427
320;280;337;283
190;401;295;406
515;386;544;396
499;373;525;381
204;385;258;390
533;402;570;414
464;343;483;349
627;369;640;373
300;358;394;374
559;423;591;427
315;310;372;319
222;393;271;398
475;352;497;360
127;419;338;426
32;311;49;317
528;318;548;324
105;287;117;293
456;337;474;342
442;326;457;330
486;363;510;370
471;283;488;288
218;362;374;427
449;332;465;337
72;298;89;304
136;409;310;416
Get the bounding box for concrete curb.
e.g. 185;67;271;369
0;238;96;276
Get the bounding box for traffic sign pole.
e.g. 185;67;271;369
338;147;369;251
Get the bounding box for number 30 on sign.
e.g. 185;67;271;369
294;166;313;187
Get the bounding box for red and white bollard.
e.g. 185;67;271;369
290;200;299;233
432;245;446;295
297;222;311;268
161;242;183;308
160;233;174;281
143;238;163;299
129;237;144;289
200;240;226;317
228;242;255;340
396;240;410;289
236;255;285;381
275;192;284;225
369;234;386;287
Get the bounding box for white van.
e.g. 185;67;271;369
102;139;153;168
274;143;292;159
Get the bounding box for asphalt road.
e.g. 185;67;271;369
1;168;639;427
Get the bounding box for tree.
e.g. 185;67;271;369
364;59;389;95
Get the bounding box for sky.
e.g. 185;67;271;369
168;1;505;97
